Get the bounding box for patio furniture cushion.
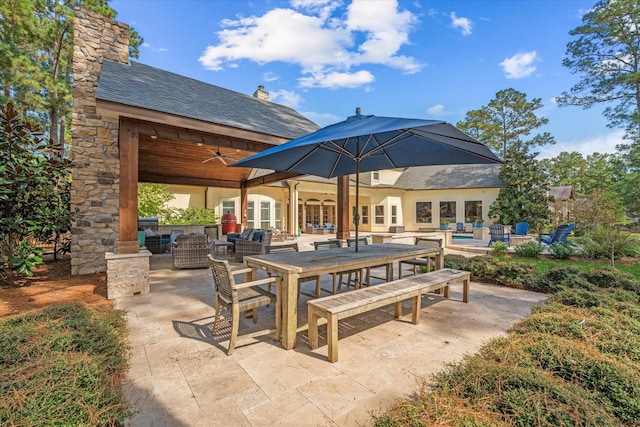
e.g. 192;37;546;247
252;230;264;242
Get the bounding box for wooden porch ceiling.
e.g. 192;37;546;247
135;119;301;188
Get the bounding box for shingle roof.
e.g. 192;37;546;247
96;60;319;139
548;185;575;201
392;164;505;190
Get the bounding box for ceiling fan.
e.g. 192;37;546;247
202;148;237;165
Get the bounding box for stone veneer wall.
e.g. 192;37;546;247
71;8;130;275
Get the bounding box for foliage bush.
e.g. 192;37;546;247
377;253;640;426
548;242;575;259
1;103;71;284
490;241;508;256
0;302;131;426
164;206;219;225
514;241;544;258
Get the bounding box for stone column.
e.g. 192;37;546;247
71;8;130;275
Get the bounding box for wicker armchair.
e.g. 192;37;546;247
145;235;170;254
172;234;210;269
235;230;272;262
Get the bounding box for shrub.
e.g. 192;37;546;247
443;254;470;271
581;268;640;293
514;241;543;258
490;241;508;256
493;262;539;289
548;242;575;259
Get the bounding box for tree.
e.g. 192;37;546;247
0;0;143;149
0;103;71;284
137;183;175;221
539;151;587;195
457;88;555;159
558;0;640;141
488;143;550;230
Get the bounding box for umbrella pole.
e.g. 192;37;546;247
354;139;360;253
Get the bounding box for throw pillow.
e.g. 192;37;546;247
252;231;264;242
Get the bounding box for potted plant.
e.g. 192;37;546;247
474;218;484;228
440;221;449;230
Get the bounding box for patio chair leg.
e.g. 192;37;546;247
228;307;240;355
252;308;258;323
212;304;222;334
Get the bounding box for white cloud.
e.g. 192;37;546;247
141;42;169;53
198;0;420;89
450;12;472;36
262;72;279;82
537;130;624;159
427;104;446;116
500;51;538;79
298;70;374;89
301;111;343;127
269;89;303;109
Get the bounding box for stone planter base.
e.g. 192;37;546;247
105;250;151;299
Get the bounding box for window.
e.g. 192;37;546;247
352;206;369;225
391;205;397;225
275;201;282;230
221;200;235;216
260;201;271;230
372;171;379;181
374;205;385;225
415;202;432;223
440;201;456;224
465;200;482;223
247;201;255;229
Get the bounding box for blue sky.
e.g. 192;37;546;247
110;0;623;159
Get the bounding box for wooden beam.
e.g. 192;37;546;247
244;171;303;188
97;100;291;146
240;184;248;229
118;118;140;254
139;173;241;189
137;120;276;153
336;175;350;239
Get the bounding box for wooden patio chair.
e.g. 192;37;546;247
208;255;280;355
487;224;509;247
399;237;443;278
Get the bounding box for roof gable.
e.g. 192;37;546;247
393;164;505;190
96;60;318;139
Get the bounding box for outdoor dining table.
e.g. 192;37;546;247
243;242;444;349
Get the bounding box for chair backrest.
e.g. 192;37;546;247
265;243;299;254
514;222;529;236
239;228;253;240
208;255;236;304
456;222;464;232
314;240;340;250
552;223;574;243
488;224;506;241
415;237;442;248
346;237;368;247
175;234;207;248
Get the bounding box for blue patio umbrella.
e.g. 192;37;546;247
231;110;502;251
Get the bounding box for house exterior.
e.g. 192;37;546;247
162;163;504;234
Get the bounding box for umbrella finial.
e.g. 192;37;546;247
355;107;361;115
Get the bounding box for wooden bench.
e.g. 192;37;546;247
307;269;470;362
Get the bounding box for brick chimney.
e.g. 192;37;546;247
253;85;269;101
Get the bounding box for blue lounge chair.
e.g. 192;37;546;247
488;224;509;246
513;222;530;236
456;222;465;232
538;223;575;245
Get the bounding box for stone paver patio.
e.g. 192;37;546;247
119;235;546;426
